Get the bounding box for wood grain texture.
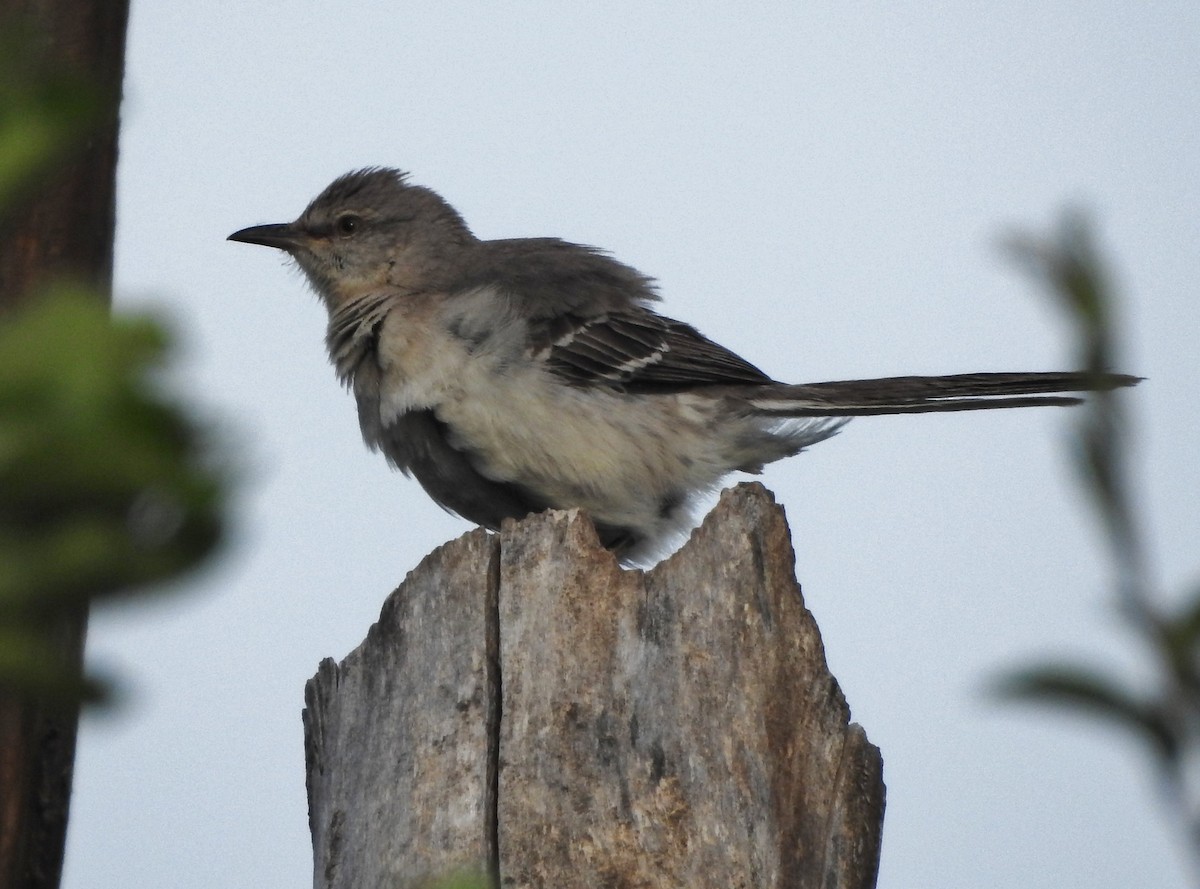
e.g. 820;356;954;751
304;484;884;889
305;528;500;889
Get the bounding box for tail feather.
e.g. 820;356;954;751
748;371;1141;417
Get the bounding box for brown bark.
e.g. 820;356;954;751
305;484;885;889
0;0;128;304
0;4;129;889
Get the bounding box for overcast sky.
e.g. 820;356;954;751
65;4;1198;888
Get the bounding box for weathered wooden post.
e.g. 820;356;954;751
304;483;885;888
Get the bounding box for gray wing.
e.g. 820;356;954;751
530;310;773;392
464;237;773;392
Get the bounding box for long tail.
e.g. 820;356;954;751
748;371;1141;417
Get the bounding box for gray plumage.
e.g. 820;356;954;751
229;168;1139;561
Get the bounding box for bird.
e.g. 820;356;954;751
229;168;1139;562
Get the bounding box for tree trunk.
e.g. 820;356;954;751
305;483;885;889
0;4;129;889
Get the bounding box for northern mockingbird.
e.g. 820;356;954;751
229;168;1137;560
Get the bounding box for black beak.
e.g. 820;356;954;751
227;222;306;251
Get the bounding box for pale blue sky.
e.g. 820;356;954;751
67;4;1198;888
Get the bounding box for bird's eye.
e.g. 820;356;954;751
335;214;361;236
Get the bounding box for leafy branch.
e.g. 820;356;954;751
998;213;1200;869
0;291;227;702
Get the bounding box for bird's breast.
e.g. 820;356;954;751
371;299;485;421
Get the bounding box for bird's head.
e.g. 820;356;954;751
229;168;475;309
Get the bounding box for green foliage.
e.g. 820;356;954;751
999;214;1200;862
996;665;1178;761
0;291;226;701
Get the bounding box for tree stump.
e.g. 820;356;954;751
304;483;885;889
